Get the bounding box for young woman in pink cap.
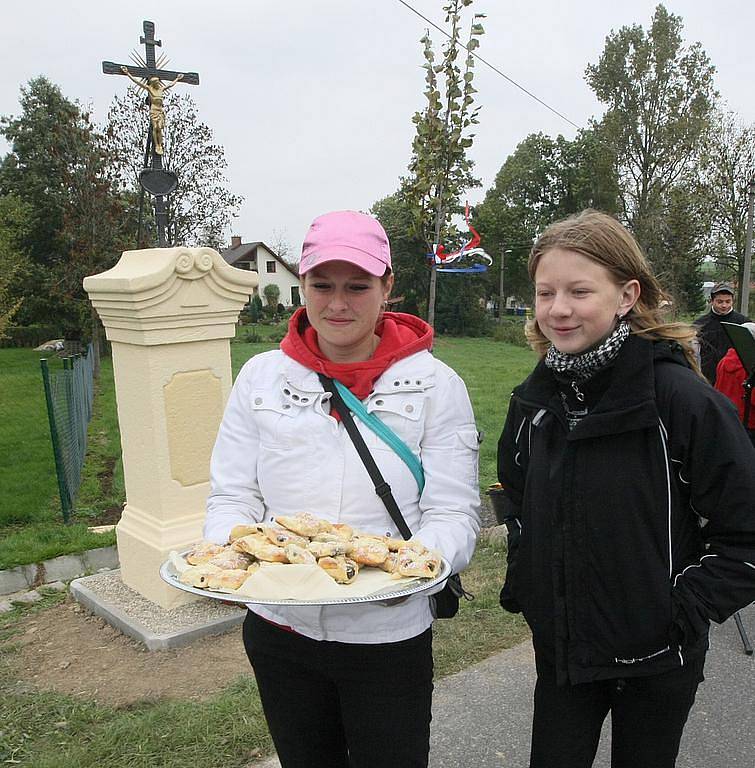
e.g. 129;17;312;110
204;210;481;768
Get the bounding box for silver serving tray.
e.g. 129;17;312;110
159;552;451;606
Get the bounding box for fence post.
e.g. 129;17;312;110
40;359;72;524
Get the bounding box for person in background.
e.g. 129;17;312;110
497;210;755;768
204;210;480;768
714;321;755;447
693;281;750;384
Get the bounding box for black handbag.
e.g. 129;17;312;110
318;375;473;619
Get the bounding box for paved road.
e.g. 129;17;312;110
258;603;754;767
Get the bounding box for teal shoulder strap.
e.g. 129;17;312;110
332;379;425;493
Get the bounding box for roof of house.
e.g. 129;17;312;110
221;240;300;279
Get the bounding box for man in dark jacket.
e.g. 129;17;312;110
693;282;750;384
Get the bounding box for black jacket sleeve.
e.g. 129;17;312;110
663;367;755;639
497;396;526;614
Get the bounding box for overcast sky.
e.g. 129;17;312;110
1;1;753;258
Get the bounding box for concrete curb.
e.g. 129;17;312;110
0;546;119;596
70;573;245;650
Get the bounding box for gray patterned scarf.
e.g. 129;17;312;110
544;320;631;382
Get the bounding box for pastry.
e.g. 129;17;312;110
332;523;354;540
276;513;333;537
233;535;288;562
397;550;442;579
229;524;264;542
380;551;400;573
349;540;389;566
261;525;309;548
230;531;267;553
207;548;254;571
179;563;221;588
185;541;225;565
206;569;250;591
307;540;350;558
318;556;359;584
284;543;317;564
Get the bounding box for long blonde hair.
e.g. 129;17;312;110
526;210;700;372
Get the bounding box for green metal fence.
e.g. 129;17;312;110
40;344;95;522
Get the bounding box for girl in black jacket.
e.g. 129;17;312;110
497;211;755;768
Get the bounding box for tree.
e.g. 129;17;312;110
404;0;485;326
263;283;280;308
699;110;755;289
0;77;99;328
656;184;707;314
0;194;29;337
371;191;428;316
474;129;619;303
104;87;243;249
585;4;717;261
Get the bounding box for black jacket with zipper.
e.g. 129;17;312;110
497;334;755;686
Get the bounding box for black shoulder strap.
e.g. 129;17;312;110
318;373;413;541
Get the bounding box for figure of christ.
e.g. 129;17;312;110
121;66;184;155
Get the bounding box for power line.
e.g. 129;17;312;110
396;0;582;131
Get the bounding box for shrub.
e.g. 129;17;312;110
1;324;65;348
492;319;529;347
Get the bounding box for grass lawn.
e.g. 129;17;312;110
0;350;119;570
0;538;528;768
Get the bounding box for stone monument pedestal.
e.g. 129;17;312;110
84;247;258;608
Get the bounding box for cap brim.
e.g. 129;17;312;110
299;246;389;277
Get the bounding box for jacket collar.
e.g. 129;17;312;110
515;335;672;439
279;349;436;395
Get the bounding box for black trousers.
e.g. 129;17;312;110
242;610;434;768
530;653;705;768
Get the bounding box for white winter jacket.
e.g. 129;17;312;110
204;348;481;643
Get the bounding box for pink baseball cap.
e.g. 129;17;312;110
299;210;391;277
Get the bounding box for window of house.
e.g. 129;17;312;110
266;261;276;273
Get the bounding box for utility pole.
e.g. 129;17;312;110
499;247;511;321
741;177;754;315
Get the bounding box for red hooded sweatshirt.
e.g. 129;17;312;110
715;347;755;428
280;307;434;400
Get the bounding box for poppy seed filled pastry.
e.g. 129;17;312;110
185;541;226;565
179;563;222;588
318;556;359;584
397;550;442;579
233;535;288;562
229;524;264;542
284;543;317;564
307;540;350;558
206;568;250;591
380;551;400;573
262;525;309;548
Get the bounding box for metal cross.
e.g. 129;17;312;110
102;21;200;247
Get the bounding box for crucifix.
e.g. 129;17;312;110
103;20;200;247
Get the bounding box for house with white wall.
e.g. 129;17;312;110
221;236;301;306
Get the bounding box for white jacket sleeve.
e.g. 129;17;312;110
204;363;266;544
413;368;481;574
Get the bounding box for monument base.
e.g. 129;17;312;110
70;569;245;650
116;504;206;608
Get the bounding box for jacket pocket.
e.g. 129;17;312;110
453;428;480;485
364;392;425;452
250;388;313;449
